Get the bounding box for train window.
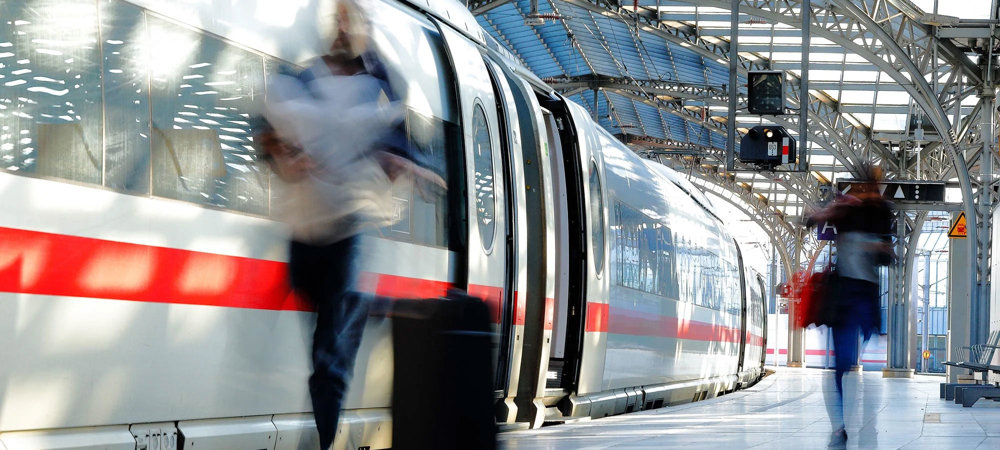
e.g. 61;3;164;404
147;14;268;216
613;200;681;299
101;0;152;194
0;0;104;184
370;109;452;248
471;102;495;251
655;225;677;298
589;161;606;274
406;110;451;247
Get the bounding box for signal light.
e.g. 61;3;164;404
739;125;796;170
748;71;786;115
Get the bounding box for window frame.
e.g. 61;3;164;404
470;99;497;254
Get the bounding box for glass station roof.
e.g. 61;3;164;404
474;0;988;221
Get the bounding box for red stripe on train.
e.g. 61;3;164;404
586;302;610;332
746;331;765;347
0;226;305;311
0;227;506;320
544;297;555;331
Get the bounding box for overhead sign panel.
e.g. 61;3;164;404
836;180;945;203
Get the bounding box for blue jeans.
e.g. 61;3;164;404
289;236;370;450
831;323;860;428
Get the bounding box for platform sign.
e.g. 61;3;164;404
817;221;837;241
836;180;945;202
949;212;967;238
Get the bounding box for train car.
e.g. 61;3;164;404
738;267;768;387
0;0;766;448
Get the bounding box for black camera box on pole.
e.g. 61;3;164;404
391;291;497;450
739;126;797;170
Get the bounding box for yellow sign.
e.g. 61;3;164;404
949;212;967;238
923;350;931;360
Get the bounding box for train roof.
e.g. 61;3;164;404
642;161;719;220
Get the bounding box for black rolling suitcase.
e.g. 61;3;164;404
391;290;497;450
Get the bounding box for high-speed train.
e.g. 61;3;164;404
0;0;766;448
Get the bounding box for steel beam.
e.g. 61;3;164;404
469;0;512;15
800;0;811;172
727;0;740;171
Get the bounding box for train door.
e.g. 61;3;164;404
758;274;769;369
482;57;526;401
493;71;558;428
436;25;515;400
735;242;749;379
536;97;591;394
543;108;573;390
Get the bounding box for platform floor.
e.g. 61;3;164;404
500;368;1000;449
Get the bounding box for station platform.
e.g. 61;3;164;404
499;368;1000;450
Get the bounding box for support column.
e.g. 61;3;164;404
948;218;972;384
884;212;925;378
974;87;995;351
787;228;805;368
921;252;931;374
592;88;599;121
770;245;780;367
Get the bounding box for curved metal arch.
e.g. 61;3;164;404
654;0;980;293
824;0;980;328
660;0;981;205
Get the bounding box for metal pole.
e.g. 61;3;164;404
826;243;833;369
727;0;739;171
771;244;779;367
922;252;930;373
593;88;599;121
788;228;804;367
798;0;810;172
889;212;907;370
826;328;832;369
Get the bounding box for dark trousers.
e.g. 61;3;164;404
289;236;370;450
828;277;878;428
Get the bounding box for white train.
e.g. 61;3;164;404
0;0;767;449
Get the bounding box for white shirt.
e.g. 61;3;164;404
265;60;405;244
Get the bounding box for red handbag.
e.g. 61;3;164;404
796;266;833;328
